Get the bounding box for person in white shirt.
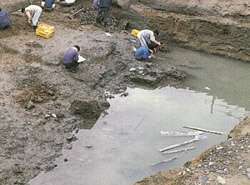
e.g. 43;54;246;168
21;5;42;30
59;0;76;6
137;29;161;47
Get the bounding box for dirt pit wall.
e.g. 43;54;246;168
0;0;40;12
129;1;250;62
0;1;186;184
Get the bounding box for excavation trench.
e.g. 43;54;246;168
29;47;250;185
0;0;250;185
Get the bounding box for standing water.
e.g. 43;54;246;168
29;48;250;185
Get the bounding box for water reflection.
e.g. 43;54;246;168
159;47;250;111
29;86;249;185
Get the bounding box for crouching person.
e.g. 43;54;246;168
134;43;158;61
0;8;12;29
41;0;56;11
62;45;80;69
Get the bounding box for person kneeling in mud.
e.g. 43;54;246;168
62;45;81;69
134;43;158;61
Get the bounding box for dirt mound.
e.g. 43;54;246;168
70;99;110;119
15;83;58;108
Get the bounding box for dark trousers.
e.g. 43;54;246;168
96;7;109;23
63;60;79;68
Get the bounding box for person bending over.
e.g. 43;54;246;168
21;5;42;30
137;29;161;47
134;43;158;60
62;45;80;68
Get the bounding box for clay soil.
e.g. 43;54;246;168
0;1;249;185
0;1;185;185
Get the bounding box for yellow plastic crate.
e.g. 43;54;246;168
35;24;55;38
131;29;139;37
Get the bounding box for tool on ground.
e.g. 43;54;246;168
68;8;84;19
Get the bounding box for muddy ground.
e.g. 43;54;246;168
0;1;185;185
0;0;249;185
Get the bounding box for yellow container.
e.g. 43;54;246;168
35;24;55;38
131;29;139;37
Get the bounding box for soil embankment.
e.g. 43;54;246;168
129;0;250;62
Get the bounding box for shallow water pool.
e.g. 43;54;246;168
29;86;248;185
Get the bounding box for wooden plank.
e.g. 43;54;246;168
159;138;198;153
183;126;224;135
160;131;203;137
151;156;177;166
162;147;195;155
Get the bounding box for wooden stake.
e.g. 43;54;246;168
68;8;84;19
162;147;195;155
160;131;203;137
159;138;198;153
151;156;177;166
183;126;224;135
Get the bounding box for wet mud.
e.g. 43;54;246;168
0;0;249;185
0;1;185;185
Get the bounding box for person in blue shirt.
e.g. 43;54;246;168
134;43;158;60
96;0;112;27
93;0;100;10
41;0;55;11
62;45;80;68
0;8;12;29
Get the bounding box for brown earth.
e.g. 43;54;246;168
129;0;250;62
0;1;185;185
0;0;249;185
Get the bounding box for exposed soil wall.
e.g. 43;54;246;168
128;0;250;62
0;0;39;12
0;0;249;184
